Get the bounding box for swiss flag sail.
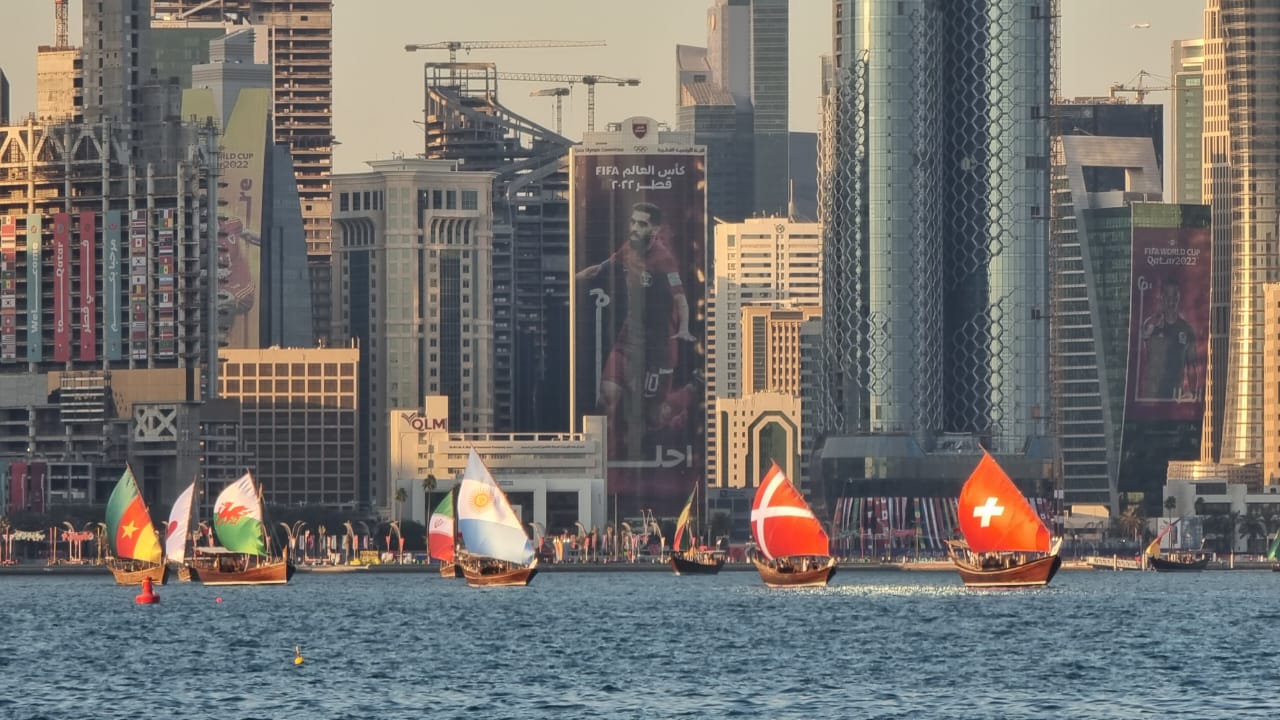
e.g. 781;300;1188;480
750;463;829;560
958;452;1050;554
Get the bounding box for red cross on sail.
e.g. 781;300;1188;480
750;462;829;560
957;451;1050;555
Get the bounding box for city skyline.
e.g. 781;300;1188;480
0;1;1203;174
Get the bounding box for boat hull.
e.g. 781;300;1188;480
1149;555;1209;572
670;550;725;575
439;560;462;578
107;560;169;586
196;558;295;586
750;555;836;588
176;564;192;583
460;556;538;587
951;553;1062;588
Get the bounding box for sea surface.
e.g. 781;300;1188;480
1;567;1278;719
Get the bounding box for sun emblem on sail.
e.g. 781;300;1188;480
472;491;492;510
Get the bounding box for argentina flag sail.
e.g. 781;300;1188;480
456;449;535;566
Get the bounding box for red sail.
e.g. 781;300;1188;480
957;452;1050;554
750;463;829;560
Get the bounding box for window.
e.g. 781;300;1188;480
462;190;478;210
339;193;349;212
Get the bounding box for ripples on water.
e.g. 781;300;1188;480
1;569;1277;719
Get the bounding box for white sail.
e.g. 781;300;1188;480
164;481;195;564
456;449;534;566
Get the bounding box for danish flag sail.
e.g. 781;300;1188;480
750;462;829;560
957;451;1050;555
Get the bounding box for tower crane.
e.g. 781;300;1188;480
404;40;606;64
530;87;572;135
1108;69;1173;104
499;73;641;132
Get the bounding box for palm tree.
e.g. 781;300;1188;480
1237;511;1267;554
1164;496;1177;523
1118;505;1145;543
394;487;408;524
422;473;437;525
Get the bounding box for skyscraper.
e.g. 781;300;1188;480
1201;0;1280;469
1169;39;1205;205
820;0;1052;455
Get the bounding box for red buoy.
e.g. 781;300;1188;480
135;576;160;605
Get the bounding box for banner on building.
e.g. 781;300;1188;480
104;211;122;361
0;215;16;361
53;212;72;362
79;211;96;361
1125;223;1211;422
26;214;42;362
156;208;177;359
570;117;707;519
212;88;268;349
129;209;148;361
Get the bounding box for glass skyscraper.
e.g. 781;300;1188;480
820;0;1052;454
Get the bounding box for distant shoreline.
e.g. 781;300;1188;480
1;559;1270;576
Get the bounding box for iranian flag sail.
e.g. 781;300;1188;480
104;466;163;564
212;472;267;556
164;481;195;564
428;490;455;563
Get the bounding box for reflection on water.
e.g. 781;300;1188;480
0;569;1275;719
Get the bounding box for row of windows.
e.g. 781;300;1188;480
224;363;356;377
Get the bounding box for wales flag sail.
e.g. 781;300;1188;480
104;466;163;564
212;473;267;556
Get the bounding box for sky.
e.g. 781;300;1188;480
0;0;1205;175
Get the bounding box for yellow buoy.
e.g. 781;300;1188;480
294;646;304;665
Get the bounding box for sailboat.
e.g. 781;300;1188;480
1145;516;1209;572
455;449;538;587
1268;530;1280;572
164;481;196;582
947;451;1062;588
196;472;295;585
429;489;462;578
104;465;169;586
748;462;837;588
669;481;725;575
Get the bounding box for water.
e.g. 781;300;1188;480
1;568;1277;719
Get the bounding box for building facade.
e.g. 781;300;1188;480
1169;38;1205;205
820;0;1052;456
332;158;496;513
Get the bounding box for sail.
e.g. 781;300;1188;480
104;466;163;564
1147;516;1183;557
212;472;267;556
164;482;196;564
673;486;696;552
1269;529;1280;562
750;462;829;560
456;449;534;566
428;490;455;563
957;452;1050;554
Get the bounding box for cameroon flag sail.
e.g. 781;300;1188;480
104;466;164;564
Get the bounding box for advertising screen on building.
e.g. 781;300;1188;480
570;117;707;519
1125;224;1211;422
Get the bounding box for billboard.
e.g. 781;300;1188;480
570;117;707;519
209;88;268;349
1125;224;1211;422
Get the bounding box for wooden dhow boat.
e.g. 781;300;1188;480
104;465;169;586
1145;517;1209;572
163;481;197;582
196;472;294;586
748;462;837;588
669;481;724;575
947;451;1062;588
456;449;538;587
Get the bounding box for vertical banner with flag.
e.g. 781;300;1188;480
26;214;42;362
52;212;71;362
128;209;148;361
0;215;16;362
156;209;176;359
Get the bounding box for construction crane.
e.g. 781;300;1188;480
1108;69;1173;104
54;0;69;49
530;87;572;135
404;40;606;64
499;73;641;132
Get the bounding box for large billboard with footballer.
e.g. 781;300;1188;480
1125;220;1211;423
571;117;707;520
